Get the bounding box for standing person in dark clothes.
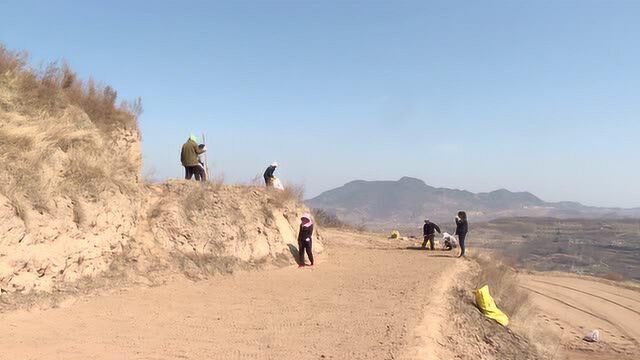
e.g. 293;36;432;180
421;219;441;250
180;135;206;181
263;162;278;187
297;214;314;268
455;211;469;257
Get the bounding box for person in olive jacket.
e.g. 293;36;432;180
180;135;206;181
297;214;314;267
455;211;469;257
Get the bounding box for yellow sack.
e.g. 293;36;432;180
475;285;509;326
390;230;400;239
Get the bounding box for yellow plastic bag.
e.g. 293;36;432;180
475;285;509;326
390;230;400;239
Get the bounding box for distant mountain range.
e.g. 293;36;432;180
306;177;640;229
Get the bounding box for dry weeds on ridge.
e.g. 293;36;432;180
0;44;142;221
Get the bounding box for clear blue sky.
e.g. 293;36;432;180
2;1;639;207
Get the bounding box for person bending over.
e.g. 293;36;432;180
422;219;441;250
263;162;278;187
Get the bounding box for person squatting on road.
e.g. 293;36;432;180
455;211;469;257
297;214;314;267
263;162;278;187
181;135;206;181
422;219;441;250
441;232;458;251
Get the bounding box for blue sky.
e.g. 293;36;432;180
2;1;639;207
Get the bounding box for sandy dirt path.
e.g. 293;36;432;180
521;273;640;360
0;231;462;360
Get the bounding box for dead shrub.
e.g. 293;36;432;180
149;197;170;219
181;182;225;220
71;197;85;228
182;184;209;219
0;43;142;220
0;44;141;134
261;202;275;223
312;208;364;231
209;171;225;191
471;253;531;319
7;193;29;225
602;271;627;282
178;252;239;279
269;182;305;208
249;173;264;186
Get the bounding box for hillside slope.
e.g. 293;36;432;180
307;177;640;228
0;45;320;297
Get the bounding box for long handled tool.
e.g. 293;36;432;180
202;132;209;181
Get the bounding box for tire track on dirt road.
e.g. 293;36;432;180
529;279;640;316
520;284;640;349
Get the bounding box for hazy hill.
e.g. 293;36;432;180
307;177;640;229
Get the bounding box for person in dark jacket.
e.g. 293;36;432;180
180;135;206;181
263;162;278;186
297;213;314;267
421;219;442;250
455;211;469;257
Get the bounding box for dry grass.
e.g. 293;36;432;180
312;208;365;232
0;44;141;133
601;271;627;282
471;253;531;319
269;182;305;208
249;172;264;186
71;197;85;228
0;43;142;228
182;184;210;220
445;255;556;359
181;181;226;220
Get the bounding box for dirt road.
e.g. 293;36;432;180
0;231;463;360
521;273;640;360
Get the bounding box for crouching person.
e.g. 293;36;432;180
297;214;314;268
441;232;458;251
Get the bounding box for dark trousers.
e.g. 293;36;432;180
299;240;314;265
422;234;435;250
185;166;204;181
459;234;466;256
